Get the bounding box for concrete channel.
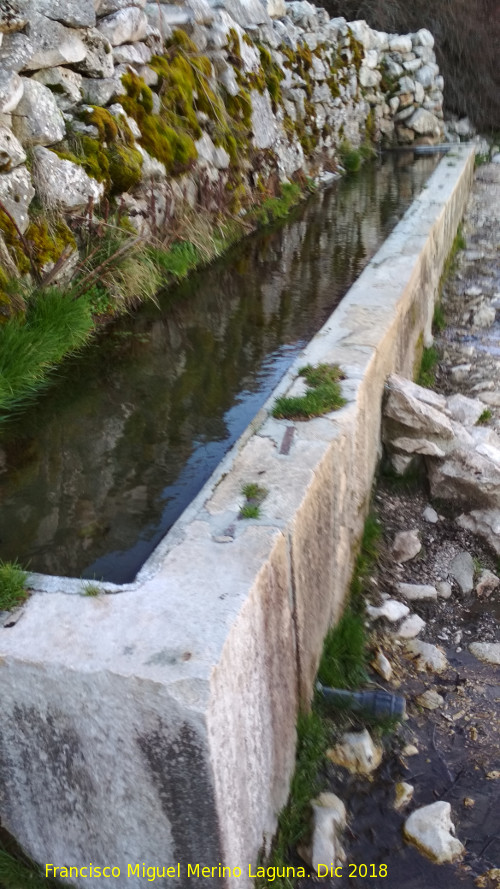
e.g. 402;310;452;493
0;145;475;888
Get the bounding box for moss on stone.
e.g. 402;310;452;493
0;210;30;274
25;218;76;269
107;144;143;193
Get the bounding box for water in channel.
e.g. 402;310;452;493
0;152;439;583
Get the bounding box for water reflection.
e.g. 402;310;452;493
0;153;439;582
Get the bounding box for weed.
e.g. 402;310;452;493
338;140;362;173
272;364;346;420
477;408;492;425
251;183;302;227
416;345;439;388
317;609;368;689
472;556;482;578
433;302;446;333
0;560;28;611
82;582;101;597
239;503;261;519
241;482;268;501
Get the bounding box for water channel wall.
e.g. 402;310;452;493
0;145;475;886
0;0;446;288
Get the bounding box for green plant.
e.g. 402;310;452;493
433;301;446;333
272;363;346;420
338;140;362;173
239;503;261;519
82;582;101;597
317;609;368;689
250;183;302;227
477;408;493;425
416;344;439;388
241;482;268;501
0;560;28;610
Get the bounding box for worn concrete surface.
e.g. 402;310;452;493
0;146;474;888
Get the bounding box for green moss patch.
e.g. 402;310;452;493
272;363;346;420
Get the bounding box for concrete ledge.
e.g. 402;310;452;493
0;147;475;888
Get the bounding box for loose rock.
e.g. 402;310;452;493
469;642;500;665
416;689;444;710
394;782;414;810
396;614;425;638
327;729;382;776
397;582;438;601
449;551;475;593
404;801;465;863
392;529;421;563
405;639;448;673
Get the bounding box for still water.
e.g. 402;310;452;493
0;153;439;582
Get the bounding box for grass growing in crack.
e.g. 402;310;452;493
0;560;28;611
416;344;439;388
255;711;329;889
272;364;346;420
317;610;367;690
239;482;268;520
433;301;446;333
477;408;493;425
240;503;261;519
242;482;268;501
82;581;101;597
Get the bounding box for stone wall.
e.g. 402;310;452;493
0;0;445;275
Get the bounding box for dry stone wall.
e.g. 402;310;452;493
0;0;445;271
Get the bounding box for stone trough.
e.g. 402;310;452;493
0;145;474;888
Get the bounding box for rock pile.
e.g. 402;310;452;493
383;373;500;556
0;0;446;281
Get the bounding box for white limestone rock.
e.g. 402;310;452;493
391;437;446;457
413;28;434;48
446;393;486;427
0;165;34;232
405;639;448;673
469;642;500;665
0;124;26;171
422;505;438;523
457;509;500;555
215;0;270;27
404;802;465;863
251;89;277;149
12;79;65;146
145;3;191;28
371;650;392;681
327;729;382;776
80;75;124;105
310;792;346;875
359;66;381;88
428;445;500;509
414;64;437;88
416;689;444;710
449;551;474;593
97;7;148;46
384;374;452;439
33;145;104;211
348;19;378;51
475;569;500;598
397;583;438;602
33;0;95;27
392;529;421;563
389;35;412;54
396;614;425;639
0;70;23;113
0;31;34;72
73;28;114;78
32;67;83;111
394;782;414;810
407;108;441;137
23;13;87;70
0;0;29;33
367;599;410;623
472;303;495;329
96;0;147;15
436;580;452;599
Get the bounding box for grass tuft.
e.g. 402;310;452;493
433;302;446;333
272;364;346;420
317;609;367;689
416;344;439;388
0;560;28;611
81;582;101;597
477;408;492;425
239;503;261;519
